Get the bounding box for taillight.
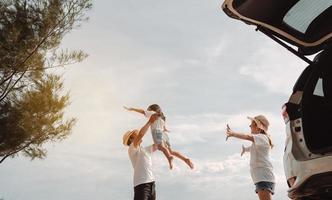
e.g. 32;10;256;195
287;176;297;188
282;104;290;124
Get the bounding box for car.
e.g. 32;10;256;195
221;0;332;199
282;46;332;200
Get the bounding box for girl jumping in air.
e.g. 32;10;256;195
124;104;194;170
225;115;275;200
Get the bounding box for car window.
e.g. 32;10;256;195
313;78;324;97
284;0;332;34
222;0;332;54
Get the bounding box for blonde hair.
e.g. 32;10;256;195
259;129;274;148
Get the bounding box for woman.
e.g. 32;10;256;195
226;115;275;200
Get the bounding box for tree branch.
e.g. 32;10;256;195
0;141;33;163
0;133;46;164
0;1;79;102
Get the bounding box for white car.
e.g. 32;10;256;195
282;47;332;199
221;0;332;199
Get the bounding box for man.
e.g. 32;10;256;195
123;114;159;200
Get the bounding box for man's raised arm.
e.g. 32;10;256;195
133;113;159;147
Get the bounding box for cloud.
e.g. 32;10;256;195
195;153;249;174
239;43;307;95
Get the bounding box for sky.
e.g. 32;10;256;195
0;0;309;200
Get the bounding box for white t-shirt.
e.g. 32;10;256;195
248;134;275;183
128;143;155;187
144;110;165;132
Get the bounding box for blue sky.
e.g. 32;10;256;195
0;0;308;199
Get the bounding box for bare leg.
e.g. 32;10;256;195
168;148;194;169
257;190;272;200
158;144;173;169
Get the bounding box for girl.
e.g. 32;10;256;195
225;115;275;200
124;104;194;170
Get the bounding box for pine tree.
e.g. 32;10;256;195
0;0;92;163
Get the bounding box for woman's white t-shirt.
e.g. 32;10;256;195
128;144;155;187
249;134;275;183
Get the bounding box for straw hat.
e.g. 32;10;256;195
247;115;269;133
122;130;137;146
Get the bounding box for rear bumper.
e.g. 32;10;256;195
284;148;332;199
289;172;332;199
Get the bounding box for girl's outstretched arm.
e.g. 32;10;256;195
226;124;254;142
123;106;145;115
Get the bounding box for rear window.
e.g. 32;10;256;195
283;0;332;34
222;0;332;54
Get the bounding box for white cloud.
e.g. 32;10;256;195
239;43;307;95
196;153;249;174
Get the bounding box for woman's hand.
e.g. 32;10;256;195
241;145;245;156
226;124;234;141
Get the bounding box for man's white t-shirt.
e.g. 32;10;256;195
128;143;155;187
144;110;165;132
249;134;275;183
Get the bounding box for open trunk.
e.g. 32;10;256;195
222;0;332;55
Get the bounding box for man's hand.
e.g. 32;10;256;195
134;113;160;147
148;113;160;124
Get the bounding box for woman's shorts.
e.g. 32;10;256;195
255;181;275;195
152;130;163;145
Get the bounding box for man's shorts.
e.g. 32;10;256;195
134;181;156;200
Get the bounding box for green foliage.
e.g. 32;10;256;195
0;0;91;163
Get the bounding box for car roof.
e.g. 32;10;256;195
222;0;332;55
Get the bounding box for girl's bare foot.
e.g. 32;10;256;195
185;158;194;169
168;156;174;170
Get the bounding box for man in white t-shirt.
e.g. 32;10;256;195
123;114;159;200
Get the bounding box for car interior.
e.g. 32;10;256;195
302;48;332;154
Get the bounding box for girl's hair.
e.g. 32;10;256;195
147;104;166;121
259;129;274;149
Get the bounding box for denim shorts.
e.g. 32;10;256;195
152;130;163;145
255;181;275;195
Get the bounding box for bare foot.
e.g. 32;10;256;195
185;158;194;169
168;156;174;170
